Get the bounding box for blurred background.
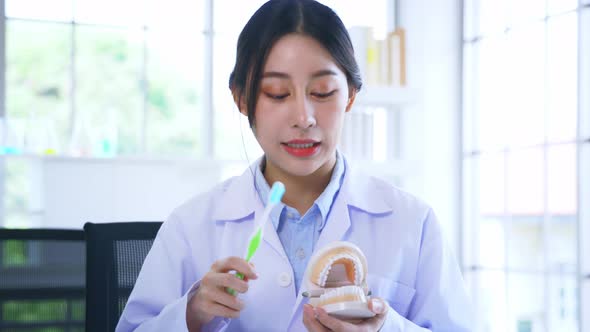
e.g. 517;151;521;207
0;0;588;331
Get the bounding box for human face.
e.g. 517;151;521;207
247;33;355;178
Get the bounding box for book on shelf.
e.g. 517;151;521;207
387;27;407;87
348;26;407;87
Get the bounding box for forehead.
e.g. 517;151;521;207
263;33;344;75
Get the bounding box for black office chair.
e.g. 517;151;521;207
84;221;162;332
0;228;86;332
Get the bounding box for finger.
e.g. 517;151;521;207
302;304;329;332
202;285;245;311
242;262;256;282
358;298;390;330
368;297;388;315
210;256;259;280
221;272;251;294
199;301;241;319
203;272;250;294
314;306;355;331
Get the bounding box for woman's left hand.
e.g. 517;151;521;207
302;298;389;332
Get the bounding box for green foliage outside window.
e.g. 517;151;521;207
3;300;67;321
6;19;202;157
2;240;27;267
1;299;84;330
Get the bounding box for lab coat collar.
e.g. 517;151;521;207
340;159;394;215
210;157;394;222
210;163;260;222
210;163;290;261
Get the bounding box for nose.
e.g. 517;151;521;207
291;97;316;129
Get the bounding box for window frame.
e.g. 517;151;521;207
462;1;589;331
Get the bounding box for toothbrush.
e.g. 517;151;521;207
227;181;285;295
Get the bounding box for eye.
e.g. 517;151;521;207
311;90;337;99
265;93;289;100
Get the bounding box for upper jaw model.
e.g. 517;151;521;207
302;241;375;319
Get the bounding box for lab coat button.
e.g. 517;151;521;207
278;272;292;287
296;248;306;259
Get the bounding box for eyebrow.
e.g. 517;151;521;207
262;69;338;79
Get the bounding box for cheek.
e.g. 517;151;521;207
316;100;348;128
253;100;284;138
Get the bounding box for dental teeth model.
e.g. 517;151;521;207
317;285;367;307
302;241;375;319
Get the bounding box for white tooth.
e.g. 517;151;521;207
316;253;362;287
288;143;314;148
319;285;366;302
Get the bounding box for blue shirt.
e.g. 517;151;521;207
254;152;345;294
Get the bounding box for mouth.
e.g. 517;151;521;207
281;140;321;157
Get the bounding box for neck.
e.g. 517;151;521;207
263;157;336;216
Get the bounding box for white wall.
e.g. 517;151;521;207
9;156;249;229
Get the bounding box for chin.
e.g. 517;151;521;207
287;151;336;174
302;241;376;320
287;160;322;176
265;151;322;176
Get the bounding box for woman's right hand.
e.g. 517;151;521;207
186;256;258;331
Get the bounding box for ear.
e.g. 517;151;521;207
345;88;357;113
232;90;248;116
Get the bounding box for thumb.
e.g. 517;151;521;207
368;298;387;314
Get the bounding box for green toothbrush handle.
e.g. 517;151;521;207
226;272;245;296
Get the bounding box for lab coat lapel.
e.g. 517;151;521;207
261;205;288;260
314;194;352;253
211;162;288;261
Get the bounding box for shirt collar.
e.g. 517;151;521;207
253;151;346;230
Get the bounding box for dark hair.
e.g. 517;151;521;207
228;0;363;128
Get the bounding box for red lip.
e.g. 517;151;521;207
281;140;321;157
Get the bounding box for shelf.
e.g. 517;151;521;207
4;208;45;216
0;153;250;167
354;85;419;107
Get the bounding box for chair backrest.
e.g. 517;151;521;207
0;228;86;331
84;221;162;332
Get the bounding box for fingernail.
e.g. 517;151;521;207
314;306;325;319
249;264;259;278
371;298;385;314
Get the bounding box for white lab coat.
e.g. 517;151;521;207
116;162;473;331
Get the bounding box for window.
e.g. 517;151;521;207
463;1;588;331
3;0;392;162
1;0;204;228
1;0;395;228
4;0;204;157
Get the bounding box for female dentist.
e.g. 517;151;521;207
116;0;473;331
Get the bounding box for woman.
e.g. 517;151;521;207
116;1;472;331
